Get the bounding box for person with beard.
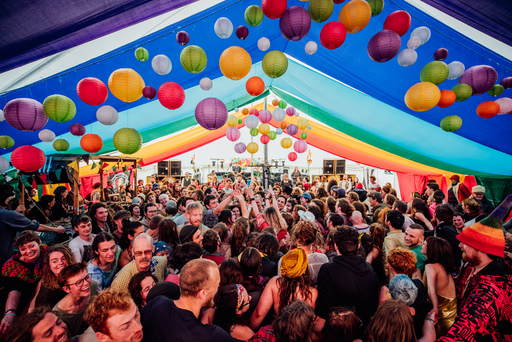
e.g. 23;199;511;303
141;258;242;341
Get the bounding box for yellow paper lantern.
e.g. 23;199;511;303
219;46;252;81
258;123;270;135
281;137;292;149
108;68;145;102
226;115;238;127
338;0;372;33
405;82;441;112
247;142;259;154
297;118;309;130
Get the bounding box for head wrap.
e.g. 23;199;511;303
280;248;308;278
235;284;245;309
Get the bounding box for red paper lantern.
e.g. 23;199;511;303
250;108;260;116
383;10;411;37
80;134;103;153
11;146;46;172
288;152;298;161
76;77;108;106
437;90;456;108
246;77;265;96
262;0;287;19
320;21;347;50
260;134;270;144
333;0;345;3
476;101;500;119
158;82;185;110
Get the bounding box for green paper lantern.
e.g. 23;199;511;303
440;115;462;132
180;45;207;74
269;131;277;140
245;5;264;26
420;61;449;85
452;83;473;102
113;128;143;154
250;128;259;137
308;0;334;23
488;84;504;97
278;100;287;109
43;95;76;123
238;119;243;124
262;51;288;79
53;139;70;152
0;136;15;149
301;132;308;139
367;0;384;16
135;47;149;62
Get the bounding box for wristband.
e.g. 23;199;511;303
4;309;16;314
425;318;435;324
250;198;255;201
4;313;15;317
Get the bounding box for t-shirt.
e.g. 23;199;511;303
0;208;39;265
87;248;121;291
203;209;219;229
409;244;426;273
69;235;95;263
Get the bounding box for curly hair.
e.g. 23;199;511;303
366;299;417;342
41;245;73;290
316;187;329;199
291;221;318;247
128;271;157;309
387;247;417;275
84;289;134;335
311;199;327;217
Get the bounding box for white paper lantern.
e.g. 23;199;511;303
214;17;233;38
245;115;259;129
0;109;4;122
307;125;312;130
38;129;56;142
97;105;119;125
397;48;418;67
276;128;283;135
0;156;9;173
152;54;172;75
305;41;318;55
447;61;465;80
200;77;212;91
495;97;512;115
406;36;421;49
272;108;286;121
258;37;270;51
410;26;431;45
234;107;239;112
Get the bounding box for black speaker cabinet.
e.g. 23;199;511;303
170;161;182;176
323;160;335;175
157;161;169;176
335;159;346;175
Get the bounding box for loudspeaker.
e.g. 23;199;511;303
335;160;346;175
170;161;181;176
157;161;169;176
323;160;335;175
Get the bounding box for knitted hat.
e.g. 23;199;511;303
179;225;199;244
131;197;142;205
113;210;130;221
356;183;363;189
450;175;460;181
280;248;308;278
472;185;485;194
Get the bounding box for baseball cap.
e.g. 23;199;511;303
300;193;311;200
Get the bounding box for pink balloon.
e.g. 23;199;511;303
259;110;272;123
226;127;241;141
294;140;307;153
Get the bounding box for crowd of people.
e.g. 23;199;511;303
0;170;511;342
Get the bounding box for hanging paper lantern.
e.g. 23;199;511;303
245;5;264;26
368;30;401;63
113;128;143;154
262;0;287;19
305;41;318;55
250;108;260;116
447;61;465;80
301;132;308;139
152;54;172;75
4;98;48;131
488;84;504;97
158;82;185;110
0;109;4;122
285;107;296;116
397;49;417;67
76;77;108;105
246;77;265;96
338;0;372;33
437;90;456;108
495;98;512;115
476;101;500;119
269;131;277;140
214;17;233;38
258;37;271;51
199;77;213;91
433;48;449;61
235;142;247;154
226;127;241;141
238;119;243;124
287;124;298;135
294;112;300;117
320;21;347;50
143;86;157;99
43;95;76;123
236;26;249;40
82;132;104;153
242;108;250;115
297;118;309;130
420;61;449;85
11;146;46;172
247;142;259;154
333;0;344;3
280;122;288;129
180;45;208;74
259;110;272;123
407;37;421;49
500;77;512;89
250;128;259;137
288;152;298;162
404;82;441;111
271;99;279;107
195;97;228;130
259;123;270;135
367;0;384;16
108;69;144;102
279;6;311;41
273;108;286;121
410;26;431;45
226;115;238;127
0;156;9;174
70;123;86;136
307;125;312;130
219;46;252;81
440;115;462;132
262;51;288;78
294;140;308;153
53;139;70;152
276;128;283;135
278;100;287;109
451;84;473;102
458;65;498;96
0;136;15;149
308;0;333;23
176;31;190;46
96;105;119;125
39;129;55;142
134;47;149;62
260;135;270;144
383;10;411;37
281;138;292;149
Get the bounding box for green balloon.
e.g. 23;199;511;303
452;83;472;102
250;128;259;137
180;45;207;74
135;47;149;62
440;115;462;132
53;139;70;152
301;132;308;139
238;119;243;124
488;84;504;97
367;0;384;16
262;51;288;79
308;0;334;23
245;5;264;27
43;95;76;123
113;128;143;154
278;100;287;109
269;131;277;140
420;61;449;85
0;136;15;149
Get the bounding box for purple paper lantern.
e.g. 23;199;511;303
458;65;498;96
236;26;249;40
294;140;307;153
279;6;311;41
367;30;401;63
70;123;86;136
259;110;272;123
176;31;190;46
286;124;298;136
4;98;48;132
226;127;241;141
433;48;448;61
143;86;157;100
500;76;512;89
234;142;247;154
285;107;296;116
195;97;228;130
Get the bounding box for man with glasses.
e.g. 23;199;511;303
111;233;168;291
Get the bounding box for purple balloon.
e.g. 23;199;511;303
367;30;401;63
70;123;86;136
286;124;298;136
259;110;272;123
458;65;498;96
4;98;48;132
433;48;448;61
234;142;246;154
143;86;157;99
236;25;249;40
285;107;296;116
195;97;228;130
500;76;512;89
279;6;311;41
176;31;190;46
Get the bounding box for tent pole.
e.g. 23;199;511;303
263;98;269;190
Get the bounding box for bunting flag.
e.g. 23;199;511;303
123;165;128;172
91;161;98;170
68;160;79;172
112;166;117;174
82;155;90;165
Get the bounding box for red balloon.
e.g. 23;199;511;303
80;134;103;153
320;21;347;50
158;82;185;110
288;152;298;162
246;77;265;96
76;77;108;106
383;10;411;37
262;0;287;19
250;108;260;116
260;134;270;144
11;146;46;172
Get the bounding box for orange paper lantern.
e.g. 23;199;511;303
242;108;250;115
246;77;265;96
272;99;280;106
108;68;145;102
437;90;456;108
404;82;441;112
338;0;372;33
80;134;103;153
476;101;500;119
280;122;288;129
219;46;252;81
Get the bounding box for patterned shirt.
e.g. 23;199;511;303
249;325;276;342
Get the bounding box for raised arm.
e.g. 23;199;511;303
213;192;234;216
234;190;249;219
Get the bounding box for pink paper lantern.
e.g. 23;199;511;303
383;10;411;37
367;30;401;63
70;123;86;136
4;98;48;132
259;110;272;123
260;134;270;144
11;145;46;172
293;140;307;153
288;152;298;161
226;127;241;141
250;108;259;116
76;77;108;106
458;65;498;96
285;107;296;116
286;124;298;136
158;82;185;110
279;6;311;41
195;97;228;130
143;86;157;99
234;142;246;154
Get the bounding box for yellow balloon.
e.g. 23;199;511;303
108;68;145;102
297;118;308;130
247;142;259;154
219;46;252;81
226;115;238;127
281;137;292;149
258;123;270;135
405;82;441;112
